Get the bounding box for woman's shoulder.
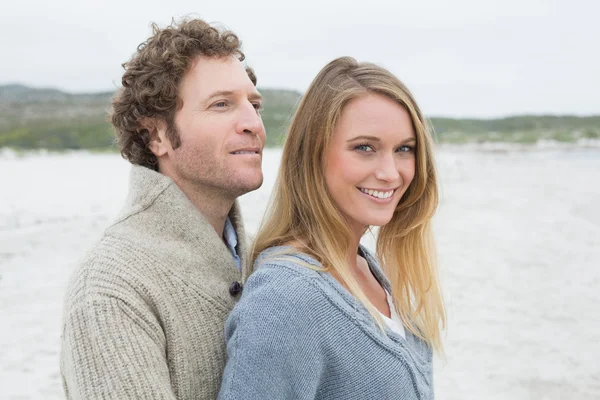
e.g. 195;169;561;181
228;247;332;335
254;245;323;273
230;245;394;345
246;244;390;303
243;246;324;298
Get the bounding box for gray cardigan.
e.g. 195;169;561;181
60;165;251;399
219;246;434;400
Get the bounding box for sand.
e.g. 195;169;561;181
1;146;598;399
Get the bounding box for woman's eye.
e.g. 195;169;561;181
252;103;263;111
214;101;227;107
397;145;414;153
355;144;374;152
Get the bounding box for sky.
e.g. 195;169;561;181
2;0;599;118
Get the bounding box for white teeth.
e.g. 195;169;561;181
233;151;256;154
359;188;394;199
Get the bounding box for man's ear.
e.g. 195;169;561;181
143;118;170;157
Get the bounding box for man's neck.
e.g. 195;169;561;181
172;178;235;238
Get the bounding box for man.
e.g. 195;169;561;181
60;17;265;399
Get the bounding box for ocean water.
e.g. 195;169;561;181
0;147;598;399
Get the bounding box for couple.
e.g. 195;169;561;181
60;17;445;400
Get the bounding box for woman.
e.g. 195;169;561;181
218;56;446;399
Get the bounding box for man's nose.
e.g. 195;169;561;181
236;102;264;136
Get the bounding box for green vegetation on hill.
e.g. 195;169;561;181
431;115;600;144
0;84;598;150
0;85;299;150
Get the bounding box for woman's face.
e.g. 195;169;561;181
323;93;417;237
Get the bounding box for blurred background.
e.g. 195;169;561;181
1;0;599;399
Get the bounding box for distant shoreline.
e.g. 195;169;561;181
2;84;599;151
2;139;599;159
435;138;600;152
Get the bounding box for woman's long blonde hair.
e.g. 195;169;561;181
252;56;445;353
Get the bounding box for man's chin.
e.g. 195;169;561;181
229;176;263;196
243;177;264;193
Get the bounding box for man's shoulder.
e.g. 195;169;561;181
79;228;155;270
64;233;148;304
64;226;174;298
64;222;238;311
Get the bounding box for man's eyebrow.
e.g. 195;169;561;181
248;92;263;101
204;90;262;101
205;90;234;101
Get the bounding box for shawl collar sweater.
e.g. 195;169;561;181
60;165;250;399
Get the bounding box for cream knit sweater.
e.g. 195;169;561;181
60;165;250;399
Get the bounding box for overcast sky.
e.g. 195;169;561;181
2;0;598;117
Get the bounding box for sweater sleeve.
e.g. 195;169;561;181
218;266;326;399
60;295;177;400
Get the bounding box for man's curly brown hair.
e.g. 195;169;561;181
111;17;257;169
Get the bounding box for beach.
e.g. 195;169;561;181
1;146;599;399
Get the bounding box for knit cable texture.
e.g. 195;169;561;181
60;165;249;399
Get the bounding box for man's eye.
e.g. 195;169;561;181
252;103;263;111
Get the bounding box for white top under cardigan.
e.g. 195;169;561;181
379;290;406;339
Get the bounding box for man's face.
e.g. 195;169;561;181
156;55;266;199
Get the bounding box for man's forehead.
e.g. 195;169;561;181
182;56;259;98
190;55;244;78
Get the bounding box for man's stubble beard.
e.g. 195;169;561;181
177;151;263;200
